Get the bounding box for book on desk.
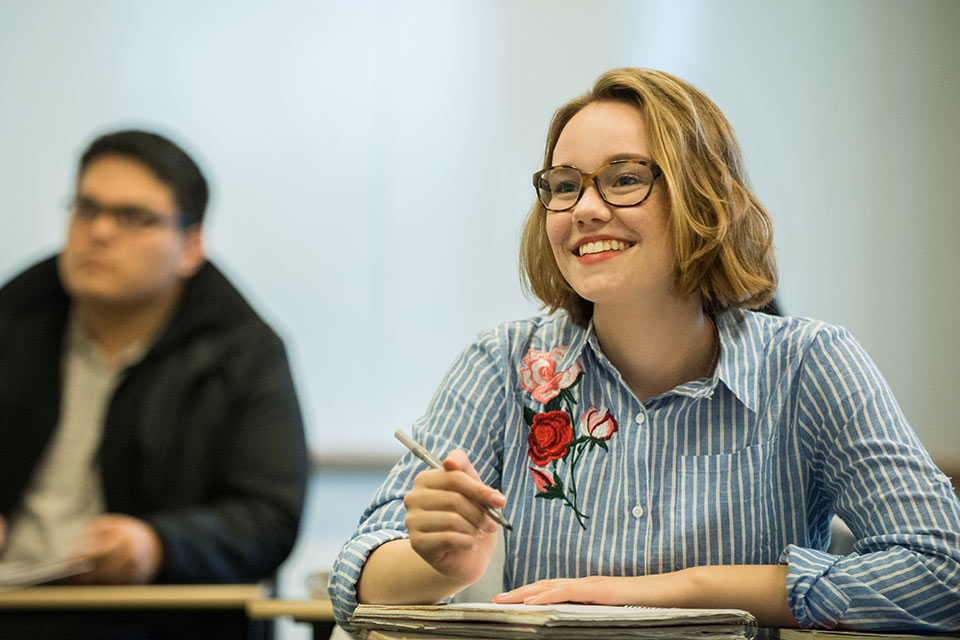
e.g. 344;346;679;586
351;602;757;639
779;630;960;640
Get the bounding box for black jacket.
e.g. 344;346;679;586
0;256;309;583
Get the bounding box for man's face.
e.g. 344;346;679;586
58;154;204;309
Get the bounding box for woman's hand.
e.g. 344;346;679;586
356;449;506;605
493;574;684;607
493;565;799;629
404;449;504;586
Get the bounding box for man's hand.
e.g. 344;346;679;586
68;514;163;584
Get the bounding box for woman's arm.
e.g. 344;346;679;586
786;326;960;630
328;328;511;630
494;565;798;629
356;450;504;605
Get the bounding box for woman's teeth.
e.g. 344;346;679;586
578;240;633;256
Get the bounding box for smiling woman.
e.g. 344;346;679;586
329;67;960;634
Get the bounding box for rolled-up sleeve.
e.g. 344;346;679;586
788;326;960;631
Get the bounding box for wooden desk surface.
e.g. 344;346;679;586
246;598;334;621
0;584;265;609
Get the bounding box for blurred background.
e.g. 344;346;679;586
2;0;958;637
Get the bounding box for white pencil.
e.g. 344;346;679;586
395;429;513;531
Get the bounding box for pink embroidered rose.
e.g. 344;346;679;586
581;406;618;440
519;346;582;404
528;410;573;466
528;467;554;492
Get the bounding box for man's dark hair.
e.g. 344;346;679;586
79;130;209;227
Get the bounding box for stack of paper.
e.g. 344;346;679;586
351;602;757;639
0;558;92;591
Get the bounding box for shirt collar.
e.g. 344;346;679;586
66;308;151;372
556;308;760;413
713;308;760;412
555;314;594;373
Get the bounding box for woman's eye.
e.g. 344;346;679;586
612;172;643;187
552;179;580;194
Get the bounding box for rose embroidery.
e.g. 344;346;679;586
528;467;555;493
520;346;617;529
519;346;582;404
528;411;573;466
581;406;618;441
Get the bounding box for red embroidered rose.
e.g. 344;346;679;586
519;347;582;404
580;406;618;440
528;467;554;492
527;410;573;466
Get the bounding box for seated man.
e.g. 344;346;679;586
0;130;309;584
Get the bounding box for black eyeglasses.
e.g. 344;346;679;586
68;196;183;230
532;159;662;212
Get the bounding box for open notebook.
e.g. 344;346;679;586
0;558;92;591
351;602;758;639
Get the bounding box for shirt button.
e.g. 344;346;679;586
632;505;645;518
635;412;646;425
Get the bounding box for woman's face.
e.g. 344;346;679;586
545;100;675;311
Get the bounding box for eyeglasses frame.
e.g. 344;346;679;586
532;159;663;212
67;195;190;231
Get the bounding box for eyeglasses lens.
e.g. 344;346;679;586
537;161;655;211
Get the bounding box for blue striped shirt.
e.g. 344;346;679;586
330;308;960;631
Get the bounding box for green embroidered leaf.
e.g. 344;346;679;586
597;439;608;451
570;435;588;448
560;388;577;406
545;396;561;413
569;371;584;389
552;471;565;492
535;489;562;500
522;406;536;426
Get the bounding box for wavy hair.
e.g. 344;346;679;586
520;68;777;326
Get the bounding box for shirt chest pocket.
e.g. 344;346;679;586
672;440;771;567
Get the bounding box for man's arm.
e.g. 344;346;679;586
138;335;309;584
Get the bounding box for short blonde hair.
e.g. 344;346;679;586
520;68;777;326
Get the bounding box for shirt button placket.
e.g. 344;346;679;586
633;409;648;520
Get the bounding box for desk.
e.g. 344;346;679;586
0;584;267;640
246;598;336;640
358;630;960;640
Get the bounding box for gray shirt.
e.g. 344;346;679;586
4;313;146;563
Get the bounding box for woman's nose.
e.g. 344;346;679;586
571;182;612;224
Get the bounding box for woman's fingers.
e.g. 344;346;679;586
406;489;497;535
493;576;633;605
405;450;505;535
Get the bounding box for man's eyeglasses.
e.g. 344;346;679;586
532;159;662;212
68;196;182;230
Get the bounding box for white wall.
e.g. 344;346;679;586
1;0;957;466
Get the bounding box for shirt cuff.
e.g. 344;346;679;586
329;528;409;631
779;544;851;628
